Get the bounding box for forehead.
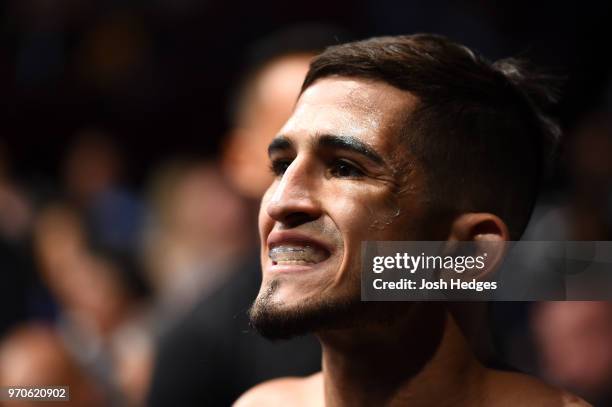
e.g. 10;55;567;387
279;77;417;151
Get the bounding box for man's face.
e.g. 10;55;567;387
251;78;429;337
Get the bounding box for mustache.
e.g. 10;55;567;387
273;220;335;239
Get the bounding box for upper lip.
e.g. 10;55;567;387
267;230;333;255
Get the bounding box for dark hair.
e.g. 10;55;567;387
302;34;562;239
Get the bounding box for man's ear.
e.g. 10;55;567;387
444;214;509;358
448;212;510;242
445;213;510;279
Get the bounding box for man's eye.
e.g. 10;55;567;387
270;159;291;176
330;159;365;178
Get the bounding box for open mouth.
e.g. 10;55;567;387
269;243;330;266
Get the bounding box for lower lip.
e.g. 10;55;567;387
267;258;329;273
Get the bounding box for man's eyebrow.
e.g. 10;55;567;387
317;134;385;165
267;136;293;156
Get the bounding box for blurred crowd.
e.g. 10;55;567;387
1;1;612;406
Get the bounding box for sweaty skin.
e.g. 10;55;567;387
239;78;590;407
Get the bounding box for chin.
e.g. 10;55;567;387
249;277;363;340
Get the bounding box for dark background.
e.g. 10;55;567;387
1;0;610;187
1;1;612;405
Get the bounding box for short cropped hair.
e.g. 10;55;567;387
302;34;561;239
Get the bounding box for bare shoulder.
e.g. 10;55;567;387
233;372;323;407
482;369;591;407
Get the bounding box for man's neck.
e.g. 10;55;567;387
317;303;486;407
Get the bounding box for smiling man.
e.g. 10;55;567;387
236;34;589;406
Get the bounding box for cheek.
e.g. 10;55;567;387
329;184;401;241
367;193;402;232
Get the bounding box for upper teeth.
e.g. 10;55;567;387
269;244;328;264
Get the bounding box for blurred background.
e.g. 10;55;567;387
0;0;611;406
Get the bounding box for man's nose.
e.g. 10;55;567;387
265;158;322;227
